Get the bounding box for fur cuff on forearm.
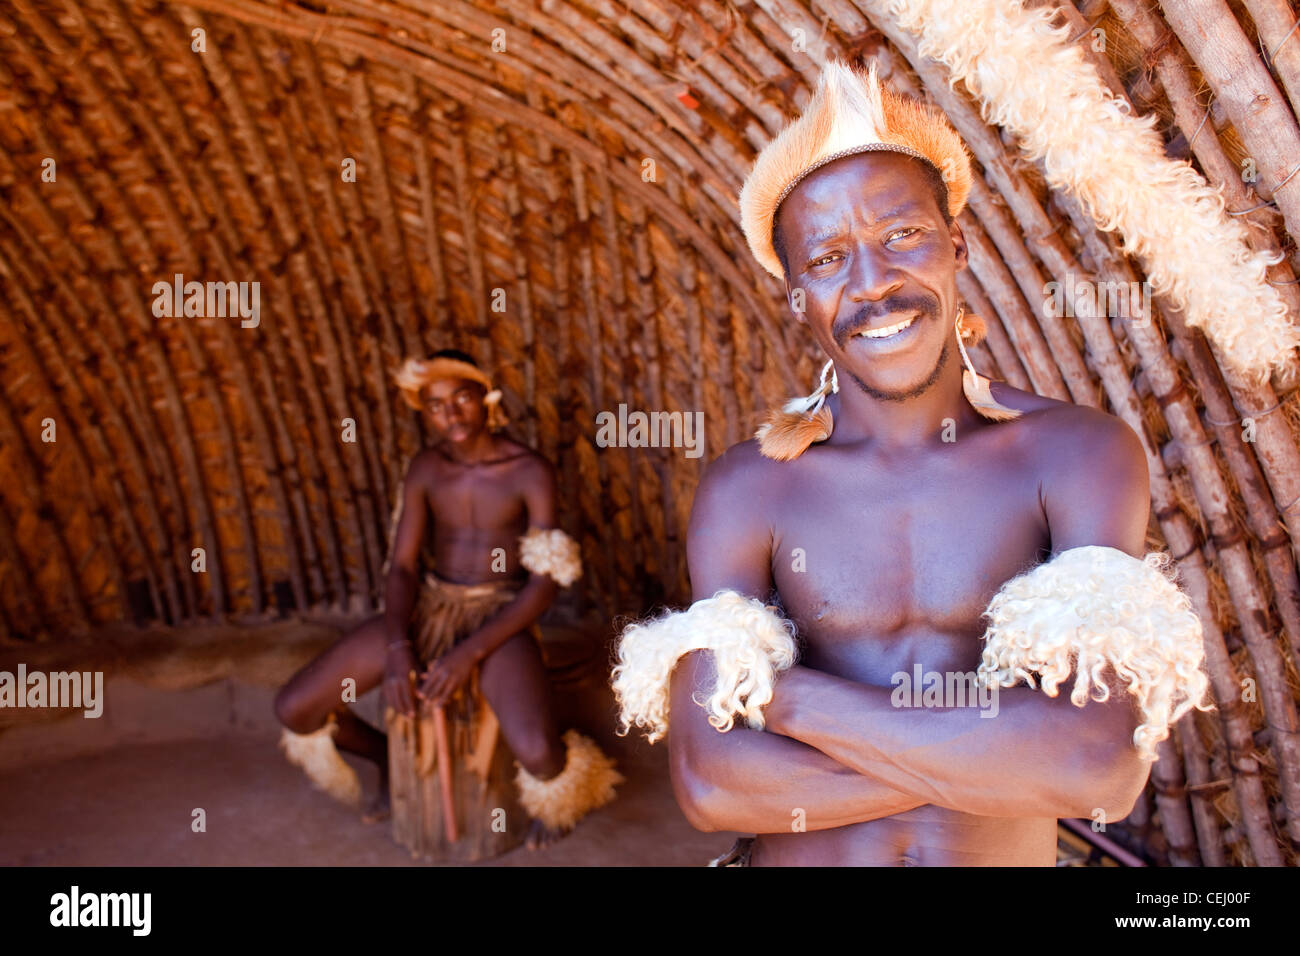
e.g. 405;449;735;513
976;546;1212;761
612;590;798;743
515;730;623;830
518;527;582;587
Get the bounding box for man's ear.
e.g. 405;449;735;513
784;276;809;325
949;219;969;272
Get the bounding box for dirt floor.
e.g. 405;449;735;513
0;619;739;867
0;620;1127;867
0;709;731;867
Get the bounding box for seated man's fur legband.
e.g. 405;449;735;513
612;590;798;743
977;545;1212;761
279;713;362;808
518;527;583;587
515;729;624;830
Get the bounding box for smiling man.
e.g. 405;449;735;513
612;62;1210;866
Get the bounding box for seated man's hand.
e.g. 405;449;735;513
418;644;477;706
383;642;418;717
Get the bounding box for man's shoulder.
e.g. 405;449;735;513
688;437;784;560
691;437;788;531
494;439;552;474
406;446;443;478
994;385;1147;499
988;388;1150;546
411;438;548;470
992;382;1139;456
700;436;786;489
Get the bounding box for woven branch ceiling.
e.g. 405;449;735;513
1;0;1300;865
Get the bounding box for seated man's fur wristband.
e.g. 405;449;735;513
518;527;583;587
977;545;1212;761
612;590;798;743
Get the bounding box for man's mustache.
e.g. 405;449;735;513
833;294;941;348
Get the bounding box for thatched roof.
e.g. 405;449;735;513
1;0;1298;866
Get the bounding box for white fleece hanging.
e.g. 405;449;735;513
868;0;1299;384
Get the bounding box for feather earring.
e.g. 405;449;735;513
482;388;509;431
956;308;1022;422
755;358;839;460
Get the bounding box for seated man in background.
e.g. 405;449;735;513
275;349;620;849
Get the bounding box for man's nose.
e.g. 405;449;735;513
846;247;903;303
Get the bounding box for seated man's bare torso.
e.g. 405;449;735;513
411;437;543;585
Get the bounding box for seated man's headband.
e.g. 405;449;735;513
393;355;508;430
738;60;973;281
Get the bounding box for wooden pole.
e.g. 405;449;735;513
1159;0;1300;248
433;704;459;843
1241;0;1300;121
1178;715;1229;866
1058;192;1300;850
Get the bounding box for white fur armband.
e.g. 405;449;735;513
976;546;1212;761
518;527;582;587
612;590;798;743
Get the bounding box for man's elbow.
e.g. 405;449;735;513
532;576;559;609
669;741;724;832
678;784;723;833
1057;741;1151;822
1099;750;1152;822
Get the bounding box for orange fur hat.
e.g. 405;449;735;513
393;355;508;430
739;60;973;281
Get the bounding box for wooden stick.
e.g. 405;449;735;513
1160;0;1300;245
417;708;436;777
433;704;458;843
1150;734;1202;866
466;694;500;781
385;708;414;856
1178;714;1229;867
1241;0;1300;125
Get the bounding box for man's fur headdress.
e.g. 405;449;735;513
739;61;972;281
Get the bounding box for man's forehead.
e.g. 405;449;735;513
783;195;934;249
777;155;940;243
422;378;481;398
798;198;928;234
789;149;935;205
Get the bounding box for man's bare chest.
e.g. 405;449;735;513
767;451;1050;679
423;468;528;533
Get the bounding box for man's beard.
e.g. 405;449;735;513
843;333;952;402
832;294;952;403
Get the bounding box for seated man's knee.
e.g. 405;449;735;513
274;685;326;735
513;729;565;780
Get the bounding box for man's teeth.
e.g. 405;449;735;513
857;315;916;339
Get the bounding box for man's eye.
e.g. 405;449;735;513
886;228;919;243
810;253;840;267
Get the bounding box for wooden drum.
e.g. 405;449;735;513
385;690;529;862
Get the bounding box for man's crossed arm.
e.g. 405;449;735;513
673;414;1153;834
